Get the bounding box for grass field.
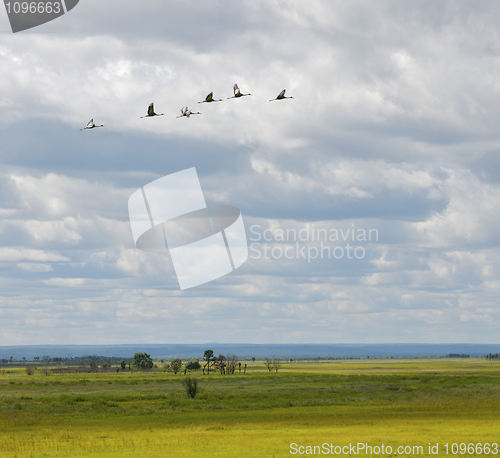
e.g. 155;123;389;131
0;359;499;457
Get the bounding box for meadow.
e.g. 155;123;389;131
0;358;499;457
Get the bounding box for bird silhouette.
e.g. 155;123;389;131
140;103;164;118
176;107;201;118
227;84;251;99
269;89;294;102
80;119;104;131
199;92;222;103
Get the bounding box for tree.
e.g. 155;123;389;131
25;365;35;376
182;377;199;399
133;353;153;371
215;354;226;374
185;360;201;370
252;357;256;363
264;359;274;372
89;361;98;372
273;358;283;373
225;354;238;375
171;358;182;375
203;350;215;375
120;360;126;371
34;357;40;362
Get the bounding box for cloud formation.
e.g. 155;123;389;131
0;1;500;345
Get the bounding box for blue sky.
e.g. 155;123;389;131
1;0;500;345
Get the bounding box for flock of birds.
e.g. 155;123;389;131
80;84;293;130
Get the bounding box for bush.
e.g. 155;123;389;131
182;377;199;399
185;360;201;370
25;365;35;376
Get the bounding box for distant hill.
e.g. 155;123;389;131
0;343;499;360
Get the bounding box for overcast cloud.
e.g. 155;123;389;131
0;1;500;345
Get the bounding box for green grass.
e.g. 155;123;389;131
0;359;499;457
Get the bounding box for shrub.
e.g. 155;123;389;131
182;377;199;399
25;365;35;376
185;360;201;370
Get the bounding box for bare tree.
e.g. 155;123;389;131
215;354;226;374
225;354;238;374
273;358;283;373
264;359;274;372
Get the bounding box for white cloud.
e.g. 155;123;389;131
0;247;69;262
413;169;500;247
43;278;86;287
17;263;53;272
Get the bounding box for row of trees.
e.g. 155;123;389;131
131;351;285;375
485;353;500;360
201;350;283;374
1;355;133;365
131;354;197;374
202;350;242;375
15;351;287;375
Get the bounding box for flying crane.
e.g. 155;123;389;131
140;103;164;118
269;89;294;101
80;119;104;131
227;83;251;99
199;92;223;103
176;107;201;118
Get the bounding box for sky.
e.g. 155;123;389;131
1;0;500;345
